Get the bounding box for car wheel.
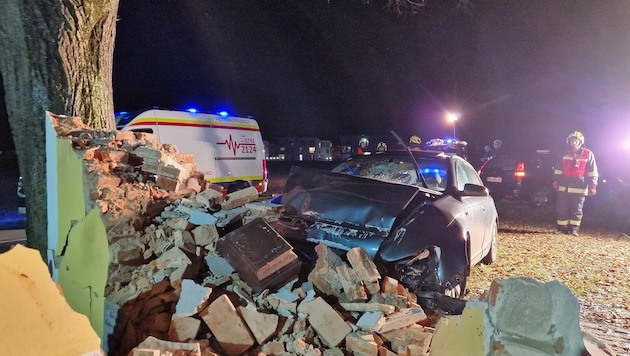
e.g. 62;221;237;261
529;188;550;207
227;180;250;194
482;221;498;265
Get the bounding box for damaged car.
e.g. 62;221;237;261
269;150;498;314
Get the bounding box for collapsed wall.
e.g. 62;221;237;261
33;113;609;356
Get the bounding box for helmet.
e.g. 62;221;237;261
493;139;502;147
409;135;422;145
566;131;584;146
377;142;387;151
358;137;369;146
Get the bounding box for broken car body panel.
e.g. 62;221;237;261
274;151;498;309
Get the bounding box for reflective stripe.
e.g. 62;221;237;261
587;171;597;177
569;220;582;226
554;169;563;174
556;220;569;226
558;186;566;192
567;187;588;194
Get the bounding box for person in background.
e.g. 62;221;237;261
493;139;502;154
377;141;387;152
408;135;422;151
552;131;598;236
358;136;369;155
480;144;494;163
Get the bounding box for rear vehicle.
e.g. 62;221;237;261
116;109;268;193
270;150;498;314
478;149;556;207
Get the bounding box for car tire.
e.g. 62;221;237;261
482;221;498;265
227;180;250;194
529;188;551;208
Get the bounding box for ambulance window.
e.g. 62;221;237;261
131;128;154;134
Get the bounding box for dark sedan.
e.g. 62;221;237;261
270;150;498;312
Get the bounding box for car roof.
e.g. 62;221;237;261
351;149;452;160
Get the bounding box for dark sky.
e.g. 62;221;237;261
113;0;630;158
3;1;629;159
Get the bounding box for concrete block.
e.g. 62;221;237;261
200;294;255;355
429;300;491;356
297;297;352;348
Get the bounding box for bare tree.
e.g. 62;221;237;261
0;0;119;258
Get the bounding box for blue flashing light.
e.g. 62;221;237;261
186;108;198;113
218;111;229;119
115;111;128;116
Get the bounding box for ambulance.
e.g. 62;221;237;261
116;108;268;193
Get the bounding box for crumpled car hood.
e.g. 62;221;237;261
280;166;433;257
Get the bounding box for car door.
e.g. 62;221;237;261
454;160;492;265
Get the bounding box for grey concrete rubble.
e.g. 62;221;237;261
43;115;613;355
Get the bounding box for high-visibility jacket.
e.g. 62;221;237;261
553;147;598;195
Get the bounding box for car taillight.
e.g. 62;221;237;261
514;162;525;178
263;159;268;180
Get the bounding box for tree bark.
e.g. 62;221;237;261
0;0;119;258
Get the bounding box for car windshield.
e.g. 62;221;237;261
331;156;448;191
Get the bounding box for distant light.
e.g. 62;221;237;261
186;108;198;113
218;111;229;119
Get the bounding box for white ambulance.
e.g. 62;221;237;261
116;109;268;193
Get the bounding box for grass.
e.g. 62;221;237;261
467;200;630;329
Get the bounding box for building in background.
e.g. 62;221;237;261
277;137;333;161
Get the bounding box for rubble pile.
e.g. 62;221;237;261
34;114;606;356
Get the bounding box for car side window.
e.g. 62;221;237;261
455;161;483;190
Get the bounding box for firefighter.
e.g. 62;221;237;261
376;142;387;152
408;135;422;151
552;131;598;236
358;136;369;155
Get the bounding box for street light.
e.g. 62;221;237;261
446;112;461;138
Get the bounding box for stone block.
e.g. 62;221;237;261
346;247;381;283
155;176;180;192
239;306;279;344
168;315;201;342
297;297;352;348
192;224;219;247
379;308;427;333
345;332;379;355
220;186;259;210
356;311;385;332
200;294;255;355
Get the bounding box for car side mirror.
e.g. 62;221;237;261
461;183;489;197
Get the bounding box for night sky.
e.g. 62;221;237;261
112;0;630;158
2;1;630;161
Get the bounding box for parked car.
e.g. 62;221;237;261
478;149;556;207
269;150;498;313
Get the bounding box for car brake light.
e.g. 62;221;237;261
263;159;268;180
514;162;525;178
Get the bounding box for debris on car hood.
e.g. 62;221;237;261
280;165;433;257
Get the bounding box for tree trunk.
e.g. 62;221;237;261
0;0;119;259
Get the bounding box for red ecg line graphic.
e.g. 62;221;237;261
217;134;256;156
